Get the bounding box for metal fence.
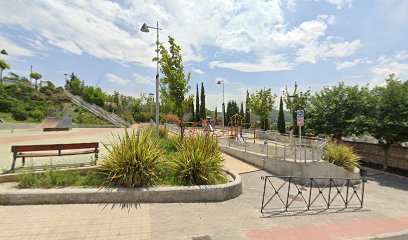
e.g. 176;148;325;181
46;108;73;118
260;175;366;213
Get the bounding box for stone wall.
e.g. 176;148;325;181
343;141;408;170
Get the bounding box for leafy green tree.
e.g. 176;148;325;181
226;100;239;124
66;73;83;95
30;72;42;90
195;84;199;122
367;74;408;170
0;60;10;84
200;82;206;119
240;102;244;118
283;82;310;134
245;90;250;127
157;36;190;118
190;96;195;122
277;96;286;134
83;86;107;107
306;82;370;140
248;88;276;130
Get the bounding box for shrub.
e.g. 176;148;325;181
323;142;360;172
133;112;149;122
164;114;181;125
29;109;45;121
0;99;14;112
159;126;168;138
169;133;227;185
99;128;163;188
12;107;28;121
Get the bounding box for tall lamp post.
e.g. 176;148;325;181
140;22;162;137
217;79;225;135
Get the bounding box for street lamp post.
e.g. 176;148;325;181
141;22;162;137
217;79;226;135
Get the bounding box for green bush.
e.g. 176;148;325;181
323;142;360;172
133;112;149;122
99;128;163;188
159;126;168;138
29;109;45;121
0;99;14;112
169;133;227;185
12;108;28;121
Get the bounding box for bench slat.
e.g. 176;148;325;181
11;142;99;152
16;150;97;158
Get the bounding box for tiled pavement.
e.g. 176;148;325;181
0;147;408;239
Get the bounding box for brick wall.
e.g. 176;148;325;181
342;141;408;170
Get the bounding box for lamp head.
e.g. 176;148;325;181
140;23;150;33
1;49;8;55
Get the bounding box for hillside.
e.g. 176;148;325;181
0;82;110;125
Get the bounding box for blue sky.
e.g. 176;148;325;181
0;0;407;110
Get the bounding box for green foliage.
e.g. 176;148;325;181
0;59;10;70
306;83;369;140
323;142;360;172
30;72;42;89
245;90;250;126
12;107;28;121
73;108;111;125
214;106;218;123
159;126;168;138
169;133;227;185
99;128;163;188
240;102;244;119
226;100;239;123
0;99;13;112
82;86;107;107
29;109;45;121
195;84;200;121
200;82;206;119
66;73;83;95
283;82;311;134
157;36;191;118
17;169;103;188
133;112;149;122
248;88;276;130
277;96;286;134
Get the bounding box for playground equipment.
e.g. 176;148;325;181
32;108;73;131
202;118;215;134
228;114;244;141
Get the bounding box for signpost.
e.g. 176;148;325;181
297;110;304;161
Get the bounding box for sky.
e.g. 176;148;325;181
0;0;407;111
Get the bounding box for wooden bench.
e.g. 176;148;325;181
11;142;99;172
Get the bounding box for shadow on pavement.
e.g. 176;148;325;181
261;207;370;218
366;169;408;191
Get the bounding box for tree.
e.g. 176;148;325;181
277;96;286;134
226;100;239;125
83;86;107;107
367;74;408;170
306;82;369;140
157;36;190;118
214;106;218;123
195;84;199;122
240;102;244;117
0;60;11;84
245;90;250;127
66;73;83;95
283;82;310;134
248;88;276;130
190;96;195;122
200;82;206;119
30;72;42;90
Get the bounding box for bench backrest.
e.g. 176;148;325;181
11;142;99;153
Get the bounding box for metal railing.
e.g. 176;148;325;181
260;175;366;213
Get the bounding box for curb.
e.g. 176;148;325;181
0;170;242;205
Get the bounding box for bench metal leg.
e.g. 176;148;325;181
11;157;17;173
22;157;26;166
94;150;98;165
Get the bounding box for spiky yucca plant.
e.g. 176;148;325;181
169;133;227;185
323;142;360;172
100;128;163;188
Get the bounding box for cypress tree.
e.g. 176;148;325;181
200;82;206;119
195;84;199;122
245;90;250;127
277;96;285;133
240;102;244;117
191;98;195;122
214;106;218;123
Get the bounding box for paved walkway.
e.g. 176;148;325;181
0;154;408;239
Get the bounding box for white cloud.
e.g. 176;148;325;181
106;73;129;86
370;52;408;86
324;0;353;9
133;73;153;85
209;55;293;72
336;58;372;70
192;68;204;75
0;36;33;57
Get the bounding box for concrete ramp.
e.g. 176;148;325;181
32;117;72;131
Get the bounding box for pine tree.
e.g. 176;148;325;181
195;84;199;122
214;106;218;123
277;96;286;134
200;82;206;119
245;90;251;127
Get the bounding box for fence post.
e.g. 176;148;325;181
294;145;297;162
275;143;277;160
285;177;292;211
284;144;286;161
304;147;307;163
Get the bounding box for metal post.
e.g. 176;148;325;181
155;21;160;137
308;178;313;210
304;146;307;163
285;177;292;211
294;144;297;162
345;179;350;208
261;176;267;212
222;82;225;135
328;179;332;208
275;143;277;160
284;144;286;161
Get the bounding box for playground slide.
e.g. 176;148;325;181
209;124;214;132
237;135;245;143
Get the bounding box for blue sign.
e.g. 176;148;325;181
297;110;304;120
